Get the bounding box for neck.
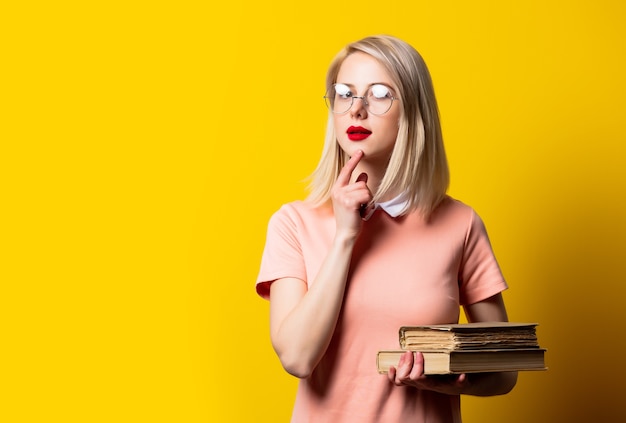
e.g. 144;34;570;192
351;162;399;202
351;161;381;183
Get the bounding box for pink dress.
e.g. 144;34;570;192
256;196;507;422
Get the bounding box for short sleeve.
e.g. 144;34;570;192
458;210;508;305
255;205;307;299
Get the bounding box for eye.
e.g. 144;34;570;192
334;83;352;98
370;84;391;99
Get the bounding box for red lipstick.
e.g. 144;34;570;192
347;126;372;141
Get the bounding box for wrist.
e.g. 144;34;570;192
333;230;359;248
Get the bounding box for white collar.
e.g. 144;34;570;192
363;193;409;220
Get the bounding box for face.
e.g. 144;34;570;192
332;52;401;165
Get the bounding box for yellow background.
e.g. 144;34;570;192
2;1;625;422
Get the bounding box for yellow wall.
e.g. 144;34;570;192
3;1;625;422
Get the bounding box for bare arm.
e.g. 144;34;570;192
389;293;518;396
269;151;372;379
459;293;518;396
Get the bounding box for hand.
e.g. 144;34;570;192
388;351;468;395
330;150;373;239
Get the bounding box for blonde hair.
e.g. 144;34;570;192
307;35;449;217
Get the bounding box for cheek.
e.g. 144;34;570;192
387;114;401;139
381;119;400;140
333;114;347;132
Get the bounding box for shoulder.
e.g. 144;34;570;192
427;196;490;238
430;196;478;223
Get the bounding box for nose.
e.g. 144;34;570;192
350;96;368;118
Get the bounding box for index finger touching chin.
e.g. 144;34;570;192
336;150;364;185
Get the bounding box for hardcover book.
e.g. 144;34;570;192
377;348;547;375
399;322;539;351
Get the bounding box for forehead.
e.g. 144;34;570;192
336;52;393;87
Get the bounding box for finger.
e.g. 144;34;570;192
455;373;467;386
335;150;364;187
409;352;425;380
359;203;369;218
354;172;373;218
357;172;369;215
387;367;396;383
395;351;413;382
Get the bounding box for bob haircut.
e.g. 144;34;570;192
307;35;449;218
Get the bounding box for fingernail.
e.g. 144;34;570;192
361;205;376;220
356;172;368;183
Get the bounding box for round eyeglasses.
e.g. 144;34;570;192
324;83;399;116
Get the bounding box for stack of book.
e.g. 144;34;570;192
377;322;547;375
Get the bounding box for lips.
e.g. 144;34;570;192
347;126;372;141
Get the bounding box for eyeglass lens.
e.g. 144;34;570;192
324;83;395;115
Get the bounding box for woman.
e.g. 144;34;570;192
256;35;517;422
